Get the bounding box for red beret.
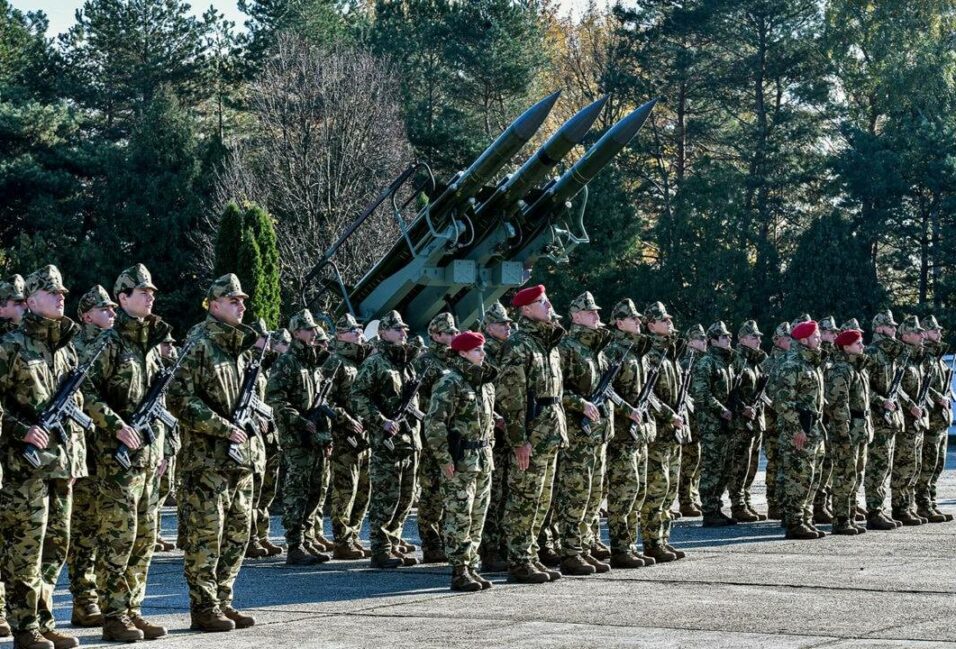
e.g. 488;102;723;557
451;331;485;352
791;320;819;340
511;284;546;308
835;329;862;347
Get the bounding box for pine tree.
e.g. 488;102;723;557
243;202;281;328
236;227;264;323
214;202;245;277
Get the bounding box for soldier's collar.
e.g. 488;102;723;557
22;311;79;350
332;338;369;362
204;314;257;353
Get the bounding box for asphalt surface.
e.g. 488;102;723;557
30;444;956;648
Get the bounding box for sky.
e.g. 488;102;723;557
13;0;600;37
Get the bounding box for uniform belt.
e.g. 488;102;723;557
536;397;560;407
461;440;490;450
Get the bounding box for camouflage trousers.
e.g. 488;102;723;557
330;447;370;545
763;425;781;511
178;469;253;613
640;439;681;545
503;440;559;565
155;456;175;543
251;450;280;542
916;428;948;510
864;425;897;514
417;444;445;553
281;447;328;546
95;463;159;618
67;476;99;607
605;438;646;553
0;477;71;633
727;429;760;510
368;449;418;557
698;424;732;515
441;467;492;568
678;439;701;508
890;427;924;511
782;434;825;527
553;431;605;558
813;440;833;511
305;454;332;543
829;436;866;521
478;444;510;560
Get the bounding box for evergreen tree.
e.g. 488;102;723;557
235;227;264;323
214;202;245;277
243;202;281;328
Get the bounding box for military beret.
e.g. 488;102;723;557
336;313;362;332
482;301;513;326
512;284;546;308
922;315;943;331
206;274;249;302
792;320;819;340
898;315;924;335
0;274;26;302
835;329;862;347
819;316;837;332
569;291;601;313
738;319;763;338
773;322;791;339
872;309;898;328
114;263;158;297
25;265;68;296
685;323;707;341
840;318;861;332
428;312;459;336
611;298;641;321
644;301;672;322
289;309;319;332
706;321;731;339
77;285;118;319
451;331;485;352
379;310;409;330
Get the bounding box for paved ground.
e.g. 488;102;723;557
29;445;956;648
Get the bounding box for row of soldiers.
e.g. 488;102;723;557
0;265;951;648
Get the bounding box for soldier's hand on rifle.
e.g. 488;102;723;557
742;406;756;420
515;442;532;471
229;427;248;444
494;414;506;430
794;430;807;451
909;405;924;419
628;408;642;424
324;444;333;459
383;420;399;435
883;399;897;412
938;397;950;408
671;415;684;429
157;458;169;480
347;418;363;435
24;425;49;449
583;401;600;422
443;463;455;479
116;425;142;450
720;408;732;421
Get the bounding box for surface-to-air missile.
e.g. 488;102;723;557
305;93;659;333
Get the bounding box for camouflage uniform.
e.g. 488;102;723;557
155;335;181;549
891;316;926;518
677;325;706;514
325;315;372;550
266;310;334;550
812;316;839;519
166;275;261;616
497;315;566;568
424;353;497;569
350;311;423;560
916;327;952;519
0;266;87;636
249;325;281;552
728;322;767;517
761;322;791;517
415;312;460;560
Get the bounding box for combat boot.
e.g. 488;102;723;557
582;552;611;573
892;508;922;526
531;560;561;582
396;539;416;554
332;543;364;560
831;518;858;535
590;541;612;561
395;551;419;566
480;552;509;573
702;512;734;527
303;543;332;562
537;546;561;568
866;512;897;531
312;533;334;552
159;537;176;551
746;506;768;521
40;630;79;649
369;553;403;569
245;541;268;559
560;554;596;576
634;551;656;566
917;508;946;523
351;540;372;558
129;614;167;640
812;507;833;525
190;608;235;633
153;541;164;553
807;523;827;538
222;607;255;629
468;567;493;590
450;565;482;592
0;614;10;638
260;539;283;556
507;562;549;584
421;545;447;564
610;551;645;569
669;509;682;520
13;630;54;649
933;507;954;522
766;505;782;520
785;524;819;540
680;502;702;517
101;615;145;642
286;545;321;566
732;507;760;523
71;601;103;627
852;523;867;534
855;505;867;520
642;543;676;563
664;543;686;559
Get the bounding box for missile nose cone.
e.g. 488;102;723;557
607;96;659;145
512;90;562;140
559;95;609;144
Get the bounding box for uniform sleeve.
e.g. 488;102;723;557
81;334;126;435
560;343;588;414
824;368;851;436
898;363;920;409
496;340;531;448
265;355;310;437
424;374;457;467
691;357;725;417
167;340;233;439
350;359;387;429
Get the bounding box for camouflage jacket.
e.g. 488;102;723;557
166;315;263;473
865;334;907;431
690;345;734;432
0;312;87;479
922;340;953;430
73;323;104;359
731;345;767;433
323;339;369;449
0;317;17;337
824;350;872;445
771;343;825;440
484;335;506;367
761;346;788;430
350;338;422;453
81;311;171;472
898;342;925;431
645;333;680;439
606;329;655;445
416;343;457;415
266;338;334;451
496;316;567;450
559;324;613;442
424;354;497;472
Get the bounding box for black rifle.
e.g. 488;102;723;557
228;334;274;464
23;336;108;469
304;361;342;447
115;337;197;470
629;352;664;441
883;349;911;424
581;344;633;435
674;350;695;444
383;363;428;451
736;373;770;433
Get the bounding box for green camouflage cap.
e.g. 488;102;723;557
569;291;601;313
336;313;362;331
898;315;924;335
275;328;292;345
819;316;837;332
611;298;641;321
0;274;26;302
685;323;707;341
706;320;731;339
644;301;672;321
738;319;763;338
114;263;158;297
205;273;249;301
922;315;943;331
872;309;898;328
25;265;68;296
289;309;320;332
840;318;861;332
77;285;118;318
379;310;409;330
482;301;513;326
162;331;176;343
773;322;791;339
428;312;459;336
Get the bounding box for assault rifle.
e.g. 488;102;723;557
673;350;695;444
305;361;342;447
228;333;274;464
737;374;770;433
383;362;429;451
629;353;664;441
23;336;108;469
581;343;633;435
883;349;911;424
115;337;196;470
